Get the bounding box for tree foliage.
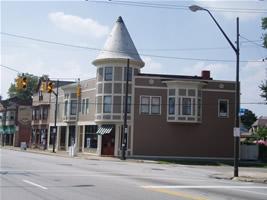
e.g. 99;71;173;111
253;127;267;141
8;73;38;101
260;18;267;102
259;82;267;102
241;109;257;130
262;17;267;48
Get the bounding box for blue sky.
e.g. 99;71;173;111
1;0;267;116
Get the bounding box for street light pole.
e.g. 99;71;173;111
189;5;240;177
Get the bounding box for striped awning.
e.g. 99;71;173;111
96;125;113;135
0;125;16;134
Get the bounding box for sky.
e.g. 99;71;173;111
1;0;267;117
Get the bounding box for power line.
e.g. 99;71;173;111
240;35;265;48
87;0;267;13
1;32;265;63
0;64;21;73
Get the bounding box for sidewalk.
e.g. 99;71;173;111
1;146;267;184
210;171;267;184
0;146;150;163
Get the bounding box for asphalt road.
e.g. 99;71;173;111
1;149;267;200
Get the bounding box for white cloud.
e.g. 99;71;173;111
195;0;265;21
141;56;163;74
48;12;109;38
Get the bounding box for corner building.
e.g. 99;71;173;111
46;16;235;159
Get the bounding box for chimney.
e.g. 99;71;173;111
201;70;210;79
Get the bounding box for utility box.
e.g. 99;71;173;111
20;142;27;150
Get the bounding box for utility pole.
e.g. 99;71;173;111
75;79;81;155
52;80;59;153
189;5;240;177
121;58;130;160
234;18;240;177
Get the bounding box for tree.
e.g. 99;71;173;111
259;82;267;102
262;17;267;48
241;109;257;130
8;73;38;101
260;18;267;102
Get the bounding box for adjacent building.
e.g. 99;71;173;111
31;78;73;149
0;97;32;147
43;16;236;159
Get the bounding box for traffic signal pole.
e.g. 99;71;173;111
52;80;59;153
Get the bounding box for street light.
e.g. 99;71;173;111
189;5;240;177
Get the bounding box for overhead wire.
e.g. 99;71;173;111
87;0;267;13
1;32;265;63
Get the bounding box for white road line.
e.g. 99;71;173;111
22;179;48;190
141;185;267;189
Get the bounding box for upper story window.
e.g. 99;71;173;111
168;97;175;115
140;96;161;115
64;101;68;116
104;67;113;81
182;98;192;115
70;100;77;115
140;96;150;114
103;96;112;113
42;107;48;120
151;97;161;114
167;88;201;122
218;99;229;118
81;98;89;115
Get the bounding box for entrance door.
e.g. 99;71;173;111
101;128;115;156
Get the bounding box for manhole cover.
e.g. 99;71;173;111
57;164;72;166
151;168;165;171
73;184;94;188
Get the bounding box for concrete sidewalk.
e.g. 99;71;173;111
1;146;267;184
210;171;267;184
0;146;150;163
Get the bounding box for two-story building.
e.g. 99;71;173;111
0;97;32;147
44;16;236;159
31;78;73;149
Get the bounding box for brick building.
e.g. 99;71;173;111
42;16;235;159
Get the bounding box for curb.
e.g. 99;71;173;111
210;174;267;184
1;147;157;164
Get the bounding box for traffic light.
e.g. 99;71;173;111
21;77;27;89
41;81;47;92
15;77;22;90
47;82;54;93
77;84;81;97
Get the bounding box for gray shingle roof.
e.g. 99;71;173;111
93;16;144;67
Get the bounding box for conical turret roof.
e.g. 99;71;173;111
92;16;144;67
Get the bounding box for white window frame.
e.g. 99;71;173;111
168;97;175;115
103;96;112;113
140;95;161;115
151;96;161;115
85;98;89;114
104;67;113;81
70;99;77;115
140;96;150;114
218;99;229;118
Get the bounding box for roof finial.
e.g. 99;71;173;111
117;16;123;23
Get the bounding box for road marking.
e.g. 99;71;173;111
22;179;47;190
141;185;267;189
146;188;208;200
